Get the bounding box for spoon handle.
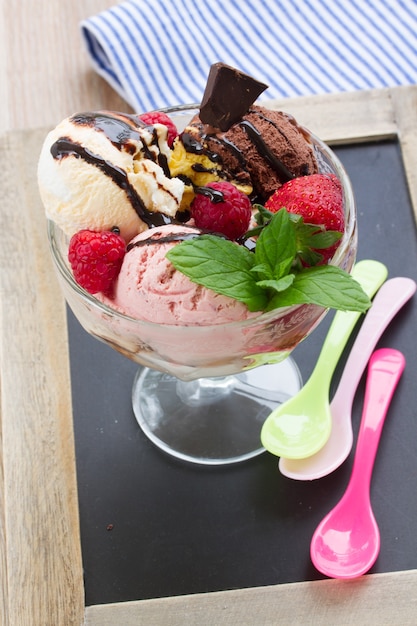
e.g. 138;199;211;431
308;260;388;384
347;348;405;498
331;277;416;416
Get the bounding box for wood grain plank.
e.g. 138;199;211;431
84;569;417;626
0;129;84;625
0;0;129;133
267;87;398;144
390;86;417;220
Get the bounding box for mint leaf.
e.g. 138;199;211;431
254;209;297;279
292;220;343;267
297;248;324;267
250;263;273;281
295;221;342;249
252;256;294;281
266;266;371;312
166;208;371;314
166;234;268;311
253;204;274;225
306;230;342;250
257;274;295;293
242;204;274;240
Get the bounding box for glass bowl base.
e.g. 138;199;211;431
132;359;302;465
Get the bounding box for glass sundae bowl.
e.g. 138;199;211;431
47;107;357;465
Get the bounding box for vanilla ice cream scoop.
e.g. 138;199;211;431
37;111;184;242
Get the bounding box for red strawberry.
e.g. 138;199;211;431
265;173;344;262
68;229;126;294
138;111;178;147
191;181;252;240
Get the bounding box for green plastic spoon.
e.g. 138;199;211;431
260;259;388;459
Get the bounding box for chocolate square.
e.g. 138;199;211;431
199;63;268;131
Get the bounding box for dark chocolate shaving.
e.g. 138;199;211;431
199;63;268;132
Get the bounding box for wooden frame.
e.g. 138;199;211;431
1;86;417;625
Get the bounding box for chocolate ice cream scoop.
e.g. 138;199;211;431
181;106;318;202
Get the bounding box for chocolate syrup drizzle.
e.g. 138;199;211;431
194;186;225;203
127;231;200;251
239;120;295;182
125;227;240;256
71;112;170;175
50;107;308;237
183;107;313;193
50;112;175;229
181;131;221;163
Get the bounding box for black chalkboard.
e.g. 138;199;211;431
68;140;417;606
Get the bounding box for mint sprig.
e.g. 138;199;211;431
167;233;269;311
166;208;371;313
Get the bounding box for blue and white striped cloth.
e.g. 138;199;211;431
81;0;417;113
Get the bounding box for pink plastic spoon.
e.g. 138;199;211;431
310;348;405;579
280;277;416;480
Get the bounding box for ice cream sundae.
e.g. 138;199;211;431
39;63;367;332
40;62;366;462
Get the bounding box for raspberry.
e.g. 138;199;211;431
191;181;252;240
68;230;126;294
138;111;178;147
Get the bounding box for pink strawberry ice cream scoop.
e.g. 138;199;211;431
107;224;258;325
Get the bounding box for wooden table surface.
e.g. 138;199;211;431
2;2;417;625
0;0;128;134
